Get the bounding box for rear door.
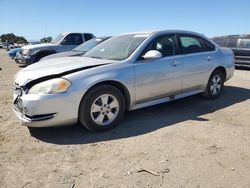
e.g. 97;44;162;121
177;34;216;92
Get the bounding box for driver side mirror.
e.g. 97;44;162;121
142;50;162;60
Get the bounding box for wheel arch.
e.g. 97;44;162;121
34;49;57;61
82;80;131;111
212;66;227;81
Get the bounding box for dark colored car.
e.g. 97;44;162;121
212;34;250;68
40;37;110;61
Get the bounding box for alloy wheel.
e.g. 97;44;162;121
210;75;222;96
90;94;120;126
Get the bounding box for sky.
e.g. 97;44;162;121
0;0;249;41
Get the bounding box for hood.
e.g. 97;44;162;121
22;43;59;50
15;57;113;86
41;51;82;61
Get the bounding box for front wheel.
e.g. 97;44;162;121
79;85;125;132
203;70;224;99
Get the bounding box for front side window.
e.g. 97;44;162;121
61;34;83;45
240;38;250;48
84;34;147;61
140;34;176;59
179;35;215;54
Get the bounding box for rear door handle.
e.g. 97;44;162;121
171;61;181;66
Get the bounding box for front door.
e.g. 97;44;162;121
134;34;183;103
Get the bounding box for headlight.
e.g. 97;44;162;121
28;78;71;95
22;49;31;55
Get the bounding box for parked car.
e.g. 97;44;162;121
19;32;95;65
13;30;234;131
8;48;21;59
0;42;9;49
40;37;110;61
7;43;16;51
212;34;250;68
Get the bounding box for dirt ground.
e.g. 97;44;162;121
0;49;250;188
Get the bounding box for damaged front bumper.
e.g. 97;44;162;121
12;89;83;127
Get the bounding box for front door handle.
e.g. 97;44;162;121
171;61;181;66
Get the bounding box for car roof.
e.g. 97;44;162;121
120;30;205;37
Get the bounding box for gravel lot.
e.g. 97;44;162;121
0;49;250;188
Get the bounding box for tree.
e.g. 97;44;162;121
0;33;28;44
40;36;53;43
15;36;28;44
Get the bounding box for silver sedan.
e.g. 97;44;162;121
13;30;234;131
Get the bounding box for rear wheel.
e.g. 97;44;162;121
79;85;125;132
203;70;224;99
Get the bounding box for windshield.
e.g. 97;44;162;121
51;33;66;44
83;34;148;60
73;38;106;52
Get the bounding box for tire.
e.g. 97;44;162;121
202;70;224;99
79;85;126;132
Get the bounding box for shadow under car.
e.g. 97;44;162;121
29;86;250;145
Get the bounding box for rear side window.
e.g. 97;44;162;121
84;34;93;42
203;39;216;51
179;35;215;54
240;39;250;48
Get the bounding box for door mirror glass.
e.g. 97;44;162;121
143;50;162;60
